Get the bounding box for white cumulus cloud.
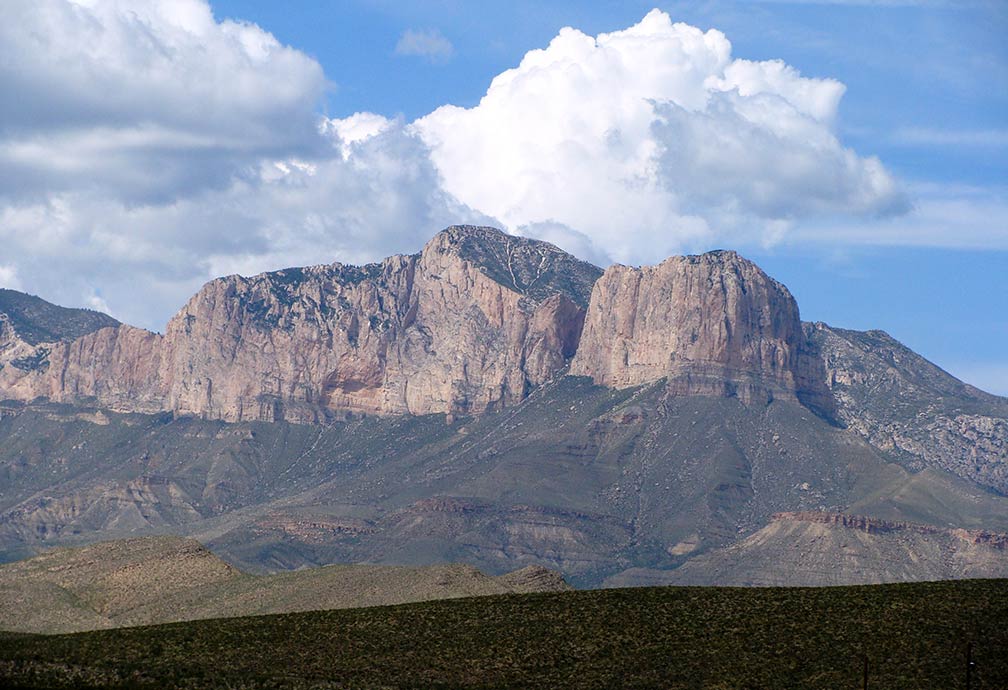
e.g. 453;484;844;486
414;9;906;263
0;265;22;291
0;4;916;329
0;0;327;204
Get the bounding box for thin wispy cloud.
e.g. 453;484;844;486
892;127;1008;147
395;28;454;62
743;0;992;6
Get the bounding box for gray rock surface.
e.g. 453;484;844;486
808;323;1008;493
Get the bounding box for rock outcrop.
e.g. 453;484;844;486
0;291;139;408
772;511;1008;548
1;226;601;422
645;510;1008;587
0;289;119;347
570;251;833;414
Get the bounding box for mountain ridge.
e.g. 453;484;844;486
1;225;1005;587
0;226;603;421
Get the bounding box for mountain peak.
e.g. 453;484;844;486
424;225;603;308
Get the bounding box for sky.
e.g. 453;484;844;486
0;0;1005;393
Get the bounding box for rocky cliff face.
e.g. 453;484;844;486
13;227;1007;445
157;226;598;421
0;291;132;407
772;511;1008;547
570;251;833;415
1;226;601;422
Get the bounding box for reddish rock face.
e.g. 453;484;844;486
570;250;833;412
1;226;599;422
0;324;165;414
0;229;836;422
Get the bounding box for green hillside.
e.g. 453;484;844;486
1;579;1005;689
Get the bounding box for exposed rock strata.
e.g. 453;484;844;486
570;251;833;414
626;510;1008;587
773;511;1008;548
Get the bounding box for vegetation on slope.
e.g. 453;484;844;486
0;579;1005;689
4;377;1008;587
0;289;119;346
0;536;568;634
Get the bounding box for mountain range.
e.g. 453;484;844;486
1;225;1006;587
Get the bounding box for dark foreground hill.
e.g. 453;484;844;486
0;579;1005;689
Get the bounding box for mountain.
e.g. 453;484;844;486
0;226;600;422
810;323;1008;494
0;289;119;346
0;289;119;399
0;225;1005;588
0;535;569;634
570;249;835;416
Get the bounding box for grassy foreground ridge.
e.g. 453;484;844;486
0;579;1005;689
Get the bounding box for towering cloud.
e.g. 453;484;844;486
414;10;905;262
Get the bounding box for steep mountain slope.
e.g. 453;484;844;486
3;378;1005;586
0;290;121;404
0;226;1005;587
0;536;569;634
571;251;834;417
0;289;118;347
809;323;1008;493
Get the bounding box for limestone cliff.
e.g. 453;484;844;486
1;232;844;423
0;290;137;408
570;250;833;414
1;226;601;422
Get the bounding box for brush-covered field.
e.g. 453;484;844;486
0;579;1005;689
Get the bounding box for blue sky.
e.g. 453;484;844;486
0;1;1005;393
